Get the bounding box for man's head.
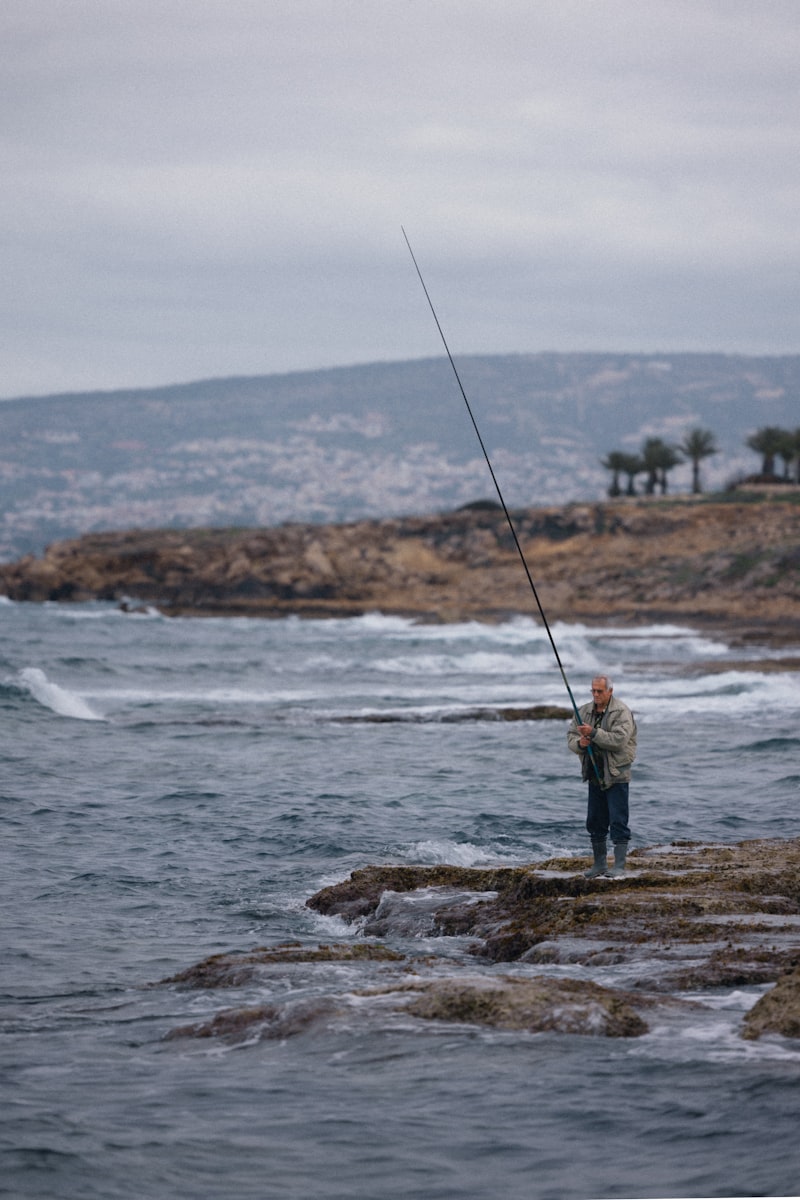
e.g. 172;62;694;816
590;675;613;710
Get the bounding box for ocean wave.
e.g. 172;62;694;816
371;649;559;676
633;1010;800;1065
741;736;800;752
315;612;729;648
39;600;164;620
15;667;105;721
299;618;731;683
400;839;527;867
623;670;800;718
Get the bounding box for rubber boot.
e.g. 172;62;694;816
584;841;608;878
608;842;628;878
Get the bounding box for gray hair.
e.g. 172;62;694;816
592;674;613;690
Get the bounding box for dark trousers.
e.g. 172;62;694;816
586;780;631;845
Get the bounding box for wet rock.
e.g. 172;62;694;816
742;966;800;1040
361;887;497;938
158;941;403;989
308;865;513;923
158;841;800;1048
306;838;800;1000
162;972;656;1042
393;976;649;1037
165;997;341;1043
337;705;572;723
490;705;572;721
660;946;800;991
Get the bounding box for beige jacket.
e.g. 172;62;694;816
567;694;637;786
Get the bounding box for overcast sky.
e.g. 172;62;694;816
3;0;800;398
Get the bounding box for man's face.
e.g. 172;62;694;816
591;680;612;709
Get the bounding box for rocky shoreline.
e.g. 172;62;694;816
157;837;800;1044
1;496;799;640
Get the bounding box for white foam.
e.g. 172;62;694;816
403;839;520;867
372;649;553;677
623;669;800;718
43;602;125;620
647;1017;800;1064
552;619;728;645
344;619;735;682
18;667;105;721
392;617;727;650
303;908;359;939
698;988;768;1011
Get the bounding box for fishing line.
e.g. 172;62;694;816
402;227;601;780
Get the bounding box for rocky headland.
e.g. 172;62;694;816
158;837;800;1045
1;495;799;641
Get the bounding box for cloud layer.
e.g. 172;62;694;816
3;0;800;396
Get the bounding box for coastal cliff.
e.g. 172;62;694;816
1;495;799;635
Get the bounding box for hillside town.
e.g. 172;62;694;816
3;354;797;563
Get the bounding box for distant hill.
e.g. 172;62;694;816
2;352;798;561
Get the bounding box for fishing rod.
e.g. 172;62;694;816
402;227;601;781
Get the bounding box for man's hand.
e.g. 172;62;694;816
578;722;593;748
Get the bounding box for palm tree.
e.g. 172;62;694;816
680;427;718;494
774;429;797;480
642;437;683;495
618;452;644;496
601;451;628;497
746;426;787;478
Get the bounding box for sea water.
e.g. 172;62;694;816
1;598;798;1200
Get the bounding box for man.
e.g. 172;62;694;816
567;675;637;878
